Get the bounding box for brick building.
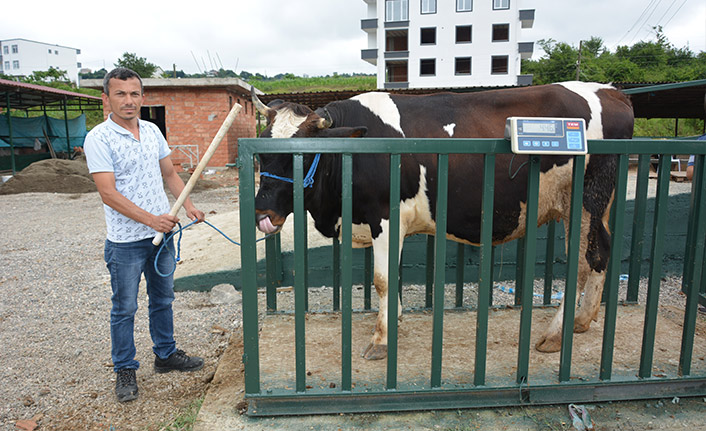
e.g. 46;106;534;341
82;77;259;169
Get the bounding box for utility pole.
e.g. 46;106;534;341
576;40;583;81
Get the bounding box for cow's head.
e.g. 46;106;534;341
251;88;366;234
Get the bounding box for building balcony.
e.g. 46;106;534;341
384;82;409;89
361;18;378;32
384;51;409;60
518;42;534;60
518;75;533;86
361;49;378;65
519;9;535;29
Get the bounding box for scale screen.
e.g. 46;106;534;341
505;117;588;155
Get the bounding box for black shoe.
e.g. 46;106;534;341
154;349;204;373
115;369;138;402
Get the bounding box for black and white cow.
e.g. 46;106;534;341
252;82;634;360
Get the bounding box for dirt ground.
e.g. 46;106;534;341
4;158;706;430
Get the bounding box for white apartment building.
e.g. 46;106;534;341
0;38;81;83
361;0;535;89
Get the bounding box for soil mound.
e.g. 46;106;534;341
0;158;96;195
0;158;225;195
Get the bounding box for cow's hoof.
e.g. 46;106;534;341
535;335;561;353
362;343;388;360
573;320;591;333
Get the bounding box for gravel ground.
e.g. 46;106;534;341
0;166;699;430
0;184;242;431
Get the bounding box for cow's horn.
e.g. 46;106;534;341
251;86;272;116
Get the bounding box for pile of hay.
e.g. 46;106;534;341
0;158;96;195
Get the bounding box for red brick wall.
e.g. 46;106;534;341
102;86;256;169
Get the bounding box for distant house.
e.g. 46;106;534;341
0;38;81;83
81;77;258;169
361;0;535;89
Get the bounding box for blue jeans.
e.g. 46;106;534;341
104;237;177;371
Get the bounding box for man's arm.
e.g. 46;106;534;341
159;155;205;223
92;172;180;233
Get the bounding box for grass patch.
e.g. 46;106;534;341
156;397;204;431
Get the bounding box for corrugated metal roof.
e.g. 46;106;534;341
0;78;102;110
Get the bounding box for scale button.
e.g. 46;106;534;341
532;141;541;147
551;141;560;147
523;140;532;147
542;141;550;147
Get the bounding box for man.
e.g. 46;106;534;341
84;67;205;403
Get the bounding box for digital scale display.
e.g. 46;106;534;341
505;117;588;155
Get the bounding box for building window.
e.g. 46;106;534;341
457;0;472;11
48;49;52;54
420;27;436;45
12;60;19;69
456;25;472;43
386;0;408;22
3;61;9;70
492;24;509;42
386;60;408;83
11;45;18;54
491;56;508;74
386;29;409;51
55;50;59;55
455;57;472;75
493;0;510;10
2;46;7;55
421;0;436;14
420;58;436;76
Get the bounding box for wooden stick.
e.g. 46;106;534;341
153;103;242;245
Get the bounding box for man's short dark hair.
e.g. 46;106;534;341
103;68;143;95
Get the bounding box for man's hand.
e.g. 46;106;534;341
185;207;206;223
150;214;180;233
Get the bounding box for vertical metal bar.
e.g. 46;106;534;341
558;155;585;382
515;237;525;306
455;243;465;308
425;235;435;308
600;154;629;380
543;220;556;305
639;155;670;378
680;155;706;376
627;155;650;303
5;92;16;175
517;156;541;385
238;148;260;395
364;247;372;310
62;98;71;158
489;245;496;307
333;237;341;311
293;154;307;392
474;154;495;386
265;236;279;312
387;153;401;390
431;154;449;388
341;153;354;390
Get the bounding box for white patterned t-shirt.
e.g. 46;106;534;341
84;114;172;243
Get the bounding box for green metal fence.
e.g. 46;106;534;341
237;137;706;416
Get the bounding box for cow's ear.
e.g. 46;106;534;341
350;127;367;138
321;126;367;138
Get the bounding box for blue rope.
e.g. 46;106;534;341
260;153;321;188
154;219;274;278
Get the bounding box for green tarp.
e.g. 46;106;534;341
0;114;87;151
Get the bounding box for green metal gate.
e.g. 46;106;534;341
237;137;706;415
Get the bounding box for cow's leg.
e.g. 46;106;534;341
363;219;404;360
536;203;612;352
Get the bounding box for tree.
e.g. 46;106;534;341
115;53;158;78
79;68;108;80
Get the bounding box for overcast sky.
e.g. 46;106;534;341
2;0;704;77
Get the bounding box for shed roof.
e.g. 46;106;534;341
0;78;102;111
80;77;262;96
